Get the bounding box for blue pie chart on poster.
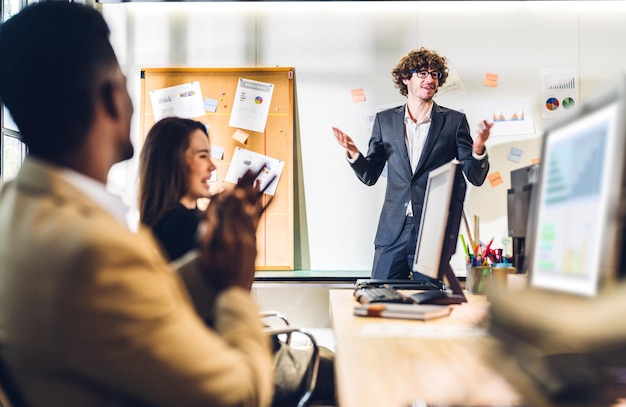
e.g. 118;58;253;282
546;97;559;111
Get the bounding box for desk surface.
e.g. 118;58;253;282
329;289;521;407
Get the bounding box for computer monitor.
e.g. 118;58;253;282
412;159;467;303
507;164;540;274
528;79;626;297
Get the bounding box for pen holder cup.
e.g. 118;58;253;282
466;266;493;295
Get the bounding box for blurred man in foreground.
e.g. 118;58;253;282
0;3;273;406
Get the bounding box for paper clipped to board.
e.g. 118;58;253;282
229;77;274;133
149;81;205;121
354;303;453;321
225;147;284;196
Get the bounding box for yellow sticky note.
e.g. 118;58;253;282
483;73;499;88
488;171;503;187
351;88;366;102
232;129;249;144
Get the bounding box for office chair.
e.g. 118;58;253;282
260;311;292;343
261;312;335;407
265;326;320;407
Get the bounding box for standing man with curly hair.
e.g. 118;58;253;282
333;47;492;280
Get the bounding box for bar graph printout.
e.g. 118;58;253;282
541;68;580;119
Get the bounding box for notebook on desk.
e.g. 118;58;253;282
354;303;452;321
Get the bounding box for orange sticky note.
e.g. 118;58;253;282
483;73;499;88
532;157;541;165
488;171;503;187
232;129;249;144
351;88;366;102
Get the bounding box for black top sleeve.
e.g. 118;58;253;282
152;204;203;262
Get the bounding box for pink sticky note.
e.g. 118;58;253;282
488;171;503;187
351;88;366;102
483;73;499;88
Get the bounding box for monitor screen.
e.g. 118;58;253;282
412;159;466;301
529;82;626;296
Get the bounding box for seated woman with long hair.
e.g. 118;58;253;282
139;116;336;406
139;117;216;261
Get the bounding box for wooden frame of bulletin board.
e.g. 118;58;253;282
140;67;295;270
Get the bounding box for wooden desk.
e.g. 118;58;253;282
329;289;521;407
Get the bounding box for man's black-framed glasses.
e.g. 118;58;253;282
410;70;442;79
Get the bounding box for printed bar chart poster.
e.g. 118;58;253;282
481;98;535;136
149;81;205;122
541;68;579;119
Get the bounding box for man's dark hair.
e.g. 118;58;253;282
0;2;118;159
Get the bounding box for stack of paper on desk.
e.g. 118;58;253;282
354;303;452;321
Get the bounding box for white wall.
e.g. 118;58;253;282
101;1;626;273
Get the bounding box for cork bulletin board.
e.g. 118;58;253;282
140;67;295;270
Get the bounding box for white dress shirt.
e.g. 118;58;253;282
404;103;433;216
58;168;131;229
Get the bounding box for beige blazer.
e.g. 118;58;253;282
0;158;273;407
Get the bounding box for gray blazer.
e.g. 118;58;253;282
350;103;489;246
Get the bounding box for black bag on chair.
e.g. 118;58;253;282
271;341;315;407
